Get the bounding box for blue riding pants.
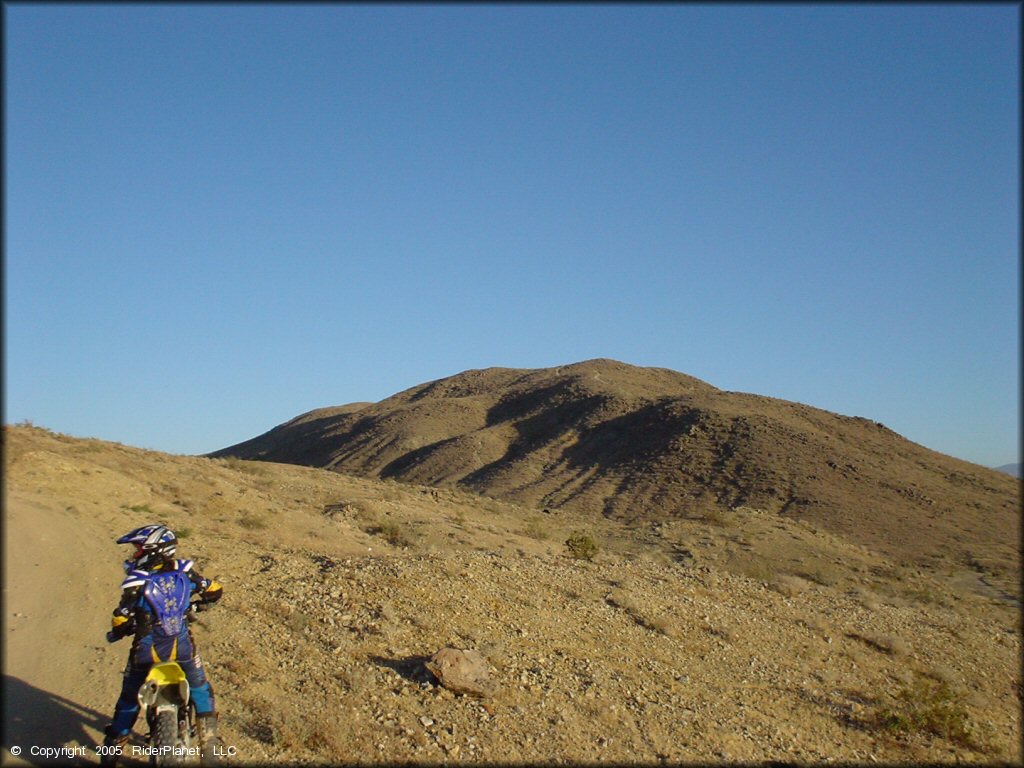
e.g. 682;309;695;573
108;632;215;737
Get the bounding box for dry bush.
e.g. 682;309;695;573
769;574;811;597
378;482;406;502
522;515;550;540
565;530;599;561
736;558;774;582
565;585;601;604
646;615;680;639
701;508;734;527
851;631;909;656
322;500;368;520
287;611;312;633
703;623;735;643
219;456;269;476
334;663;375;694
796;563;841;587
924;664;959;685
609;574;636;590
638;548;673;567
240;713;277;746
606;588;676;636
583;700;627;732
873;673;986;750
374;520;415;547
902;585;947;607
795;614;831;636
300;716;351;756
323;499;382;528
238;513;268;530
607;588;641;614
855;588;883;611
874;633;909;656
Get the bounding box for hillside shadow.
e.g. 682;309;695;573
379;384;612;485
559;400;691;470
457;387;611;487
208;410;375;466
3;674;107;753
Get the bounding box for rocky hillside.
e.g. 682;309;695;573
212;359;1020;585
4;424;1021;765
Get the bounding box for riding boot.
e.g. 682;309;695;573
197;713;223;765
100;726;130;767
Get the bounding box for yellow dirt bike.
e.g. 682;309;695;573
137;661;199;766
134;604;220;766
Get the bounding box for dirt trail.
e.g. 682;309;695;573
4;492;128;765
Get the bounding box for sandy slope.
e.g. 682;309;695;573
3;425;1021;765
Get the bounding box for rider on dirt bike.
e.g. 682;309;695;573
101;524;223;766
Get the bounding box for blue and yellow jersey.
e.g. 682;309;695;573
110;558;222;653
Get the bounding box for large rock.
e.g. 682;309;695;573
425;647;498;698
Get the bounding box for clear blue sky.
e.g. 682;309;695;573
5;4;1019;468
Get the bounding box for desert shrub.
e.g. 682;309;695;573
874;674;982;748
797;564;841;587
177;526;193;539
219;456;269;476
738;559;774;582
238;514;268;530
367;520;413;548
565;530;599;561
855;588;883;611
242;715;276;745
855;632;909;656
607;587;640;613
699;508;733;527
769;574;811;597
522;516;550;540
903;585;946;607
287;611;312;633
124;503;154;514
607;588;675;636
703;623;735;643
330;499;384;529
647;615;679;638
924;665;959;685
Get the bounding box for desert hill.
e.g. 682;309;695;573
212;359;1020;592
3;424;1021;764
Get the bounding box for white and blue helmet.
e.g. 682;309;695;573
117;524;177;570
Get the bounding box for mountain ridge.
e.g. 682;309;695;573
211;359;1019;577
